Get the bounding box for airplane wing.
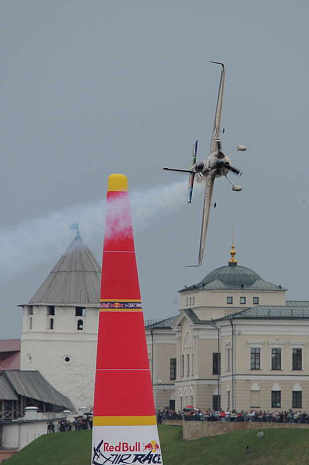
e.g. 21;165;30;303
209;62;225;154
197;175;215;266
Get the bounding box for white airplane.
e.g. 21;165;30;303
164;62;247;266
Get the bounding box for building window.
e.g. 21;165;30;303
253;297;259;305
191;354;194;376
213;395;221;411
183;332;193;349
292;348;302;370
227;297;233;304
213;353;221;375
170;358;176;380
27;306;33;315
47;306;55;316
181;355;184;377
76;307;85;317
271;348;281;370
49;318;54;330
63;355;73;365
250;348;261;370
77;319;84;331
186;354;190;376
250;390;260;408
271;390;281;408
292;391;302;409
29;317;33;330
240;297;246;304
225;348;232;372
187;296;195;307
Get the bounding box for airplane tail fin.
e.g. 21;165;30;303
163;140;199;203
187;140;198;203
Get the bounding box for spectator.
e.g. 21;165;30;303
257;430;264;439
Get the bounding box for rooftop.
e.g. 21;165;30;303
27;234;101;306
145;316;178;329
0;339;21;371
2;370;74;410
0;339;20;353
181;245;286;292
177;303;309;326
229;304;309;320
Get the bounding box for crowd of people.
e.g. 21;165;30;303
157;408;309;424
47;415;92;433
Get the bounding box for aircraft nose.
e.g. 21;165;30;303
215;160;224;168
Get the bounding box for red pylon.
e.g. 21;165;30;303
91;174;163;464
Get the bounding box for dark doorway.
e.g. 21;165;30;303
213;395;221;411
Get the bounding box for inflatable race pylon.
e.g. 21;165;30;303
91;174;163;465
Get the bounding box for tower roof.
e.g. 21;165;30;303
28;235;101;305
181;245;286;292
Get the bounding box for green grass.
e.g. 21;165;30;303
5;429;92;465
5;425;309;465
160;426;309;465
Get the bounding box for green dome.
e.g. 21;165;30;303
181;261;285;292
201;264;261;288
181;246;286;292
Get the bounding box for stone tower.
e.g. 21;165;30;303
20;233;101;411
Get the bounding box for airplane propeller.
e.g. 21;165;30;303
225;163;242;175
213;139;242;176
213;159;242;176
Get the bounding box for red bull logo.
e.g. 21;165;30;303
103;441;141;452
100;301;142;309
100;301;121;309
143;441;160;453
93;438;162;464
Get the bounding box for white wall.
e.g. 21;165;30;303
2;421;48;450
21;305;99;410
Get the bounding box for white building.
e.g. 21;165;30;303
147;245;309;413
20;232;101;411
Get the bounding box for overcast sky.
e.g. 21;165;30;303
1;0;309;338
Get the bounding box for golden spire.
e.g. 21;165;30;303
229;244;238;265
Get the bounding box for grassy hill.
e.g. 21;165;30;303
5;425;309;465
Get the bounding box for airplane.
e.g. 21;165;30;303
163;61;247;266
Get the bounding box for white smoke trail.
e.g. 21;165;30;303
0;180;202;281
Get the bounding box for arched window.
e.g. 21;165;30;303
77;319;83;331
183;332;193;349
